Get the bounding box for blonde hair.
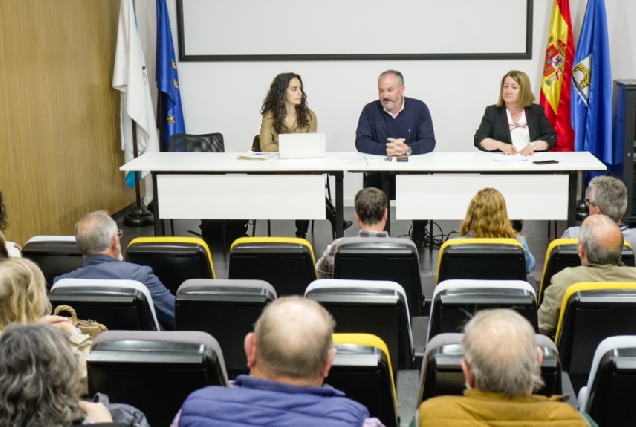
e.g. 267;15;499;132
496;70;535;109
460;188;517;239
0;258;51;330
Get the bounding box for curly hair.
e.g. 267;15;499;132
0;323;82;426
460;188;517;238
0;191;8;231
261;73;310;134
0;258;51;330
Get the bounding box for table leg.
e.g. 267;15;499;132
335;172;344;238
382;172;392;235
152;172;165;236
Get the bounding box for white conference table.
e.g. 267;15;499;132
120;151;606;237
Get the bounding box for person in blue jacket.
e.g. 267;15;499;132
355;70;436;247
54;210;175;330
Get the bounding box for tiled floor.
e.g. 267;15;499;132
117;207;570;426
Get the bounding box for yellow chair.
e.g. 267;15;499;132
229;237;316;296
126;237;215;294
436;238;526;284
330;333;398;427
539;239;634;304
554;282;636;391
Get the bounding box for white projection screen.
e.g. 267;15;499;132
177;0;533;61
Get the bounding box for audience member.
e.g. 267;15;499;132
459;187;535;274
54;210;175;330
0;231;7;258
0;257;93;393
174;296;383;427
355;69;435;247
0;323;113;425
418;309;594;426
562;175;636;248
539;214;636;335
316;187;389;279
0;191;20;256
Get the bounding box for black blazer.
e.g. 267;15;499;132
474;104;557;151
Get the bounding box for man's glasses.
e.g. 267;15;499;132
117;229;123;238
585;198;596;208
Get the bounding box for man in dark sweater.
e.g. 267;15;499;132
355;70;436;246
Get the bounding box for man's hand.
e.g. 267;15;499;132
42;315;75;333
386;138;407;156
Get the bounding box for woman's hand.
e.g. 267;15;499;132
79;401;113;423
41;315;75;333
499;142;517;155
519;144;535;157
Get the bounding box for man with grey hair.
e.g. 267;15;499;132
54;211;175;330
539;214;636;335
562;175;636;247
418;309;593;426
175;297;383;427
355;70;435;246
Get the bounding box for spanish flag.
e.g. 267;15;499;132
540;0;575;152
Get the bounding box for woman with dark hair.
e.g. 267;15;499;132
0;323;113;425
0;191;20;256
259;73;351;238
474;70;556;156
459;188;535;274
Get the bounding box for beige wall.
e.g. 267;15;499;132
0;0;135;245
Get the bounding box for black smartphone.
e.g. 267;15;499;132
396;155;409;162
532;160;559;164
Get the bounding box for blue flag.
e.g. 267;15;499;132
156;0;185;151
571;0;612;179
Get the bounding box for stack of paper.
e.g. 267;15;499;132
237;152;279;161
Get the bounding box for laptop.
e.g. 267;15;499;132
278;133;326;159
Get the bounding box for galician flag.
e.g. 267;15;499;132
572;0;612;179
540;0;575;152
112;0;160;195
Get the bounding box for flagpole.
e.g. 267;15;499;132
124;120;154;227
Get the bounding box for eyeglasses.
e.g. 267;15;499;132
585;198;597;208
117;229;123;238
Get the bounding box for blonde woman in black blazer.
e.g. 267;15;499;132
475;70;556;156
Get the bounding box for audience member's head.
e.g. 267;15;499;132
460;188;517;239
245;296;336;387
0;191;8;232
578;214;624;265
354;187;388;228
75;210;121;259
496;70;535;109
0;323;82;426
462;309;543;398
0;257;50;330
587;175;627;223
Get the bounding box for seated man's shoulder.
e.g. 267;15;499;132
561;226;580;239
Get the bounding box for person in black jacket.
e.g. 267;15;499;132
475;70;556;156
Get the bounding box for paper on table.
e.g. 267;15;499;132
237;151;279;161
490;153;530;162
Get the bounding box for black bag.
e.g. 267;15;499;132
199;219;248;245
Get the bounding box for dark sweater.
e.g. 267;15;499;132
355;97;436;155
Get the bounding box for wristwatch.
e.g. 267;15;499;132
405;146;412;156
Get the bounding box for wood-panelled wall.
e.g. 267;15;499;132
0;0;135;245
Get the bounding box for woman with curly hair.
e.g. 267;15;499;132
0;323;113;426
459;188;535;274
0;191;20;257
259;72;351;238
0;257;93;393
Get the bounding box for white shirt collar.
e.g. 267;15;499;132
383;98;405;119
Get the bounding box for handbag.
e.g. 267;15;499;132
53;304;108;338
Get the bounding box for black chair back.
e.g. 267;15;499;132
175;279;276;379
49;280;159;331
87;331;228;427
21;239;83;288
169;132;224;153
229;238;316;296
333;237;423;316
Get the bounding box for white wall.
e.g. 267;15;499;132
135;0;636;204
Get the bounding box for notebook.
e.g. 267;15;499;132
278;133;326;159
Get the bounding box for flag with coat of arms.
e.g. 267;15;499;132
112;0;160;192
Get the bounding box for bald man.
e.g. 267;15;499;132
539;214;636;335
418;310;592;426
174;297;383;427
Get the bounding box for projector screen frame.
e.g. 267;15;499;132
176;0;534;62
